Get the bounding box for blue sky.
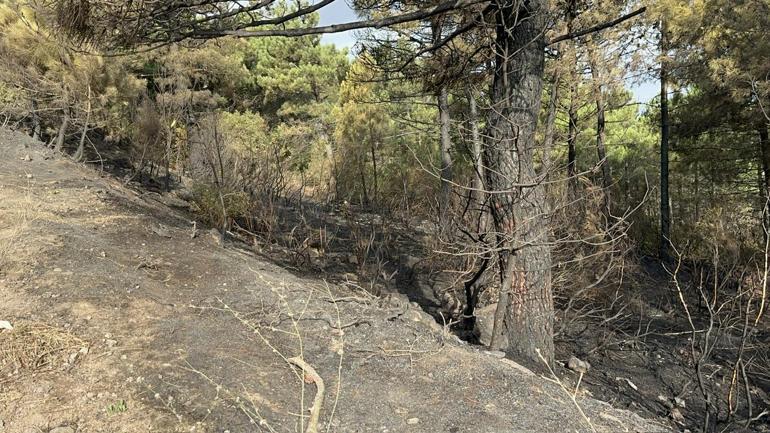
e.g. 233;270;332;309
630;81;659;104
318;3;659;103
318;1;358;49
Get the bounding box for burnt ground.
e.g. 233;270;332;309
0;126;743;433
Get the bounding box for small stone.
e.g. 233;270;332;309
34;384;52;395
0;321;12;331
483;350;506;358
209;228;223;246
53;268;63;272
406;418;420;425
151;224;173;238
567;356;591;374
615;376;638;391
670;408;685;424
25;173;33;179
106;339;118;348
657;395;674;409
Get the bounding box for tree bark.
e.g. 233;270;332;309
430;17;453;222
464;88;489;329
566;0;579;197
486;0;553;368
73;84;92;162
54;108;70;153
541;76;560;178
438;85;453;221
370;140;379;208
659;19;671;260
30;100;41;141
358;154;370;207
694;161;700;223
587;42;612;218
759;126;770;240
467;88;486;233
325;141;337;201
759;126;770;198
567;68;579;194
165;124;173;191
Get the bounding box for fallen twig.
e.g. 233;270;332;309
288;356;325;433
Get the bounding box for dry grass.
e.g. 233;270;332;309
0;184;37;274
0;321;86;384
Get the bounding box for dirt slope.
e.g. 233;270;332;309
0;128;670;433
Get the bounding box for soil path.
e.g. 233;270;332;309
0;128;669;433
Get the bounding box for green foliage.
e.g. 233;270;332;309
333;60;393;205
218;110;286;197
190;182;251;229
0;2;143;142
220;111;270;154
105;400;127;415
1;0;766;262
653;0;770;257
241;5;348;123
331;58;445;211
246;37;348;122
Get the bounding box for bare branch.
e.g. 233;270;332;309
548;7;647;46
215;0;488;39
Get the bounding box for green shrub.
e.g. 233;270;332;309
190;183;250;229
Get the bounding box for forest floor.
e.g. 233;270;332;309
0;126;748;433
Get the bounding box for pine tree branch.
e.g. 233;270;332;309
548;7;647;46
198;0;487;38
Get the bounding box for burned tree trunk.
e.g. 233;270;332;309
30;100;41;141
73;84;92;162
370;139;379;208
567;74;579;194
462;89;490;329
467;89;487;233
541;76;560;178
659;18;671;260
432;17;453;223
54;108;70;153
587;42;612;218
566;0;580;197
486;0;553;368
759;126;770;200
759;126;770;241
438;85;453;221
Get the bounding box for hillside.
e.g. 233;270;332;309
0;129;673;432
